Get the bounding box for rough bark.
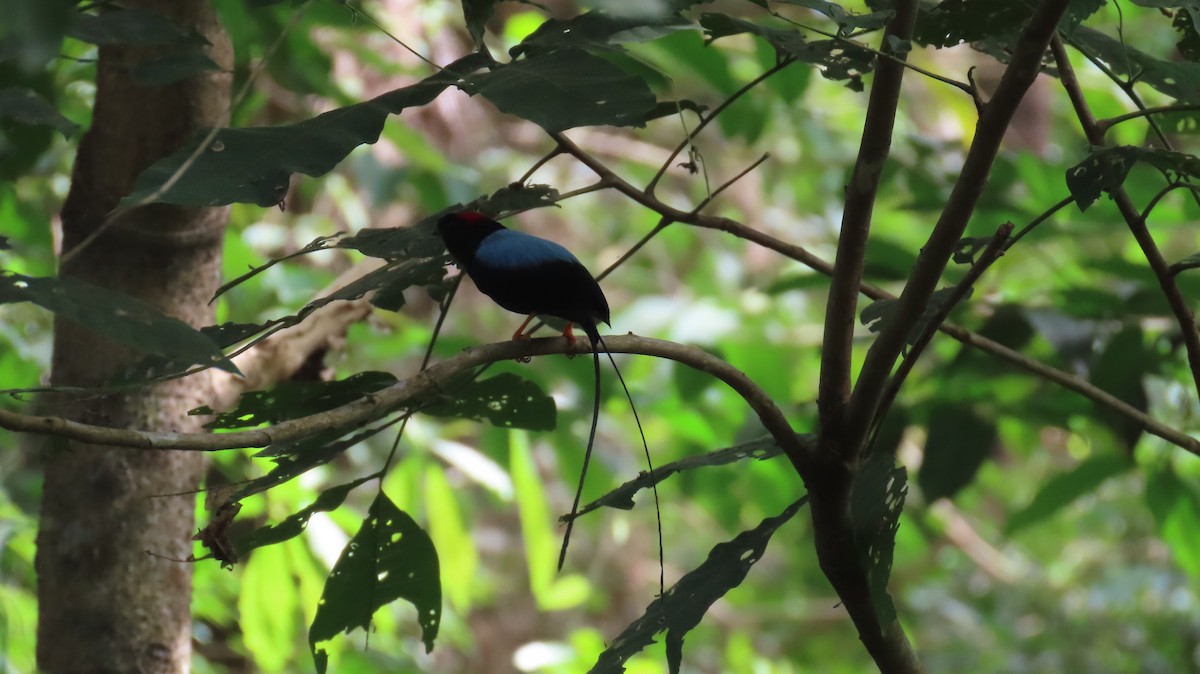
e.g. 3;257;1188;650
35;1;231;672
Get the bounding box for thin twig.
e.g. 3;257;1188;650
1097;103;1200;135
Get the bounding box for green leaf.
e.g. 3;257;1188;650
422;372;557;431
121;53;493;207
917;404;997;502
236;477;375;554
1089;326;1150;450
850;452;906;626
227;425;389;504
309;493;441;673
0;87;76;137
67;8;208;46
912;0;1103;49
589;497;807;674
1170;251;1200;275
191;372;398;430
510;10;695;57
460;48;657;132
1145;467;1200;577
1071;25;1200;102
0;272;237;373
1006;454;1131;535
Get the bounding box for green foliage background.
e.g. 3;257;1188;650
4;0;1200;672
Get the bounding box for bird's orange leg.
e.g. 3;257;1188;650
562;322;578;349
512;314;536;341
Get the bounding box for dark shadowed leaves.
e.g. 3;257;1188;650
0;87;76;136
131;51;221;86
309;493;441;673
1089;326;1151;450
461;0;496;44
912;0;1102;48
776;0;895;35
121;53;493;207
701;13;874;90
0;272;237;373
1067;146;1200;210
589;497;807;674
510;10;695;57
236;476;376;555
422;373;557;431
461;48;657;132
1145;467;1200;577
227;425;392;504
918;404;997;502
850;452;906;625
1071;26;1200;103
860;286;968;345
68;8;208;46
190;372;398;430
1006;454;1130;535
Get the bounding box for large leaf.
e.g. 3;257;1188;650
917;404;997;502
1145;466;1200;577
460;48;657;132
589;497;807;674
850;452;907;625
910;0;1102;48
1089;326;1151;449
421;372;557;431
0;272;237;373
510;10;695;57
1071;25;1200;103
190;372;398;430
1066;145;1200;211
1006;454;1131;535
309;493;441;673
121;53;493;207
700;13;874;91
67;8;208;46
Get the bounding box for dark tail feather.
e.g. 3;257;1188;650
559;329;602;571
597;335;663;597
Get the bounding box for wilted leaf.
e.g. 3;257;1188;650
0;272;237;373
589;497;807;674
309;493;441;673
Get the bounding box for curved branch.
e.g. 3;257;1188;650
3;335;814;470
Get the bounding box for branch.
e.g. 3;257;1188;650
845;0;1072;457
1050;36;1200;398
4;335;813;470
1097;103;1200;135
550;129;1200;456
819;0;919;452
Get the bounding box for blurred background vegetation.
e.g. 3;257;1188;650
4;0;1200;672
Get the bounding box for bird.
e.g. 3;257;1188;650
436;210;609;348
437;210;657;574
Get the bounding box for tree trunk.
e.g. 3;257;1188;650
36;2;231;672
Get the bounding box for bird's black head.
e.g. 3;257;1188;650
437;211;506;263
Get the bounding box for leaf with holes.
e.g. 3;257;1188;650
850;452;906;625
1071;25;1200;102
236;477;375;555
510;10;695;57
0;272;237;373
309;493;441;674
190;372;397;430
422;373;556;431
911;0;1102;49
1067;146;1200;211
589;497;807;674
460;48;657;132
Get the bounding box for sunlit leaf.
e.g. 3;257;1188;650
589;496;807;674
0;272;237;373
309;493;441;673
510;10;695;57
